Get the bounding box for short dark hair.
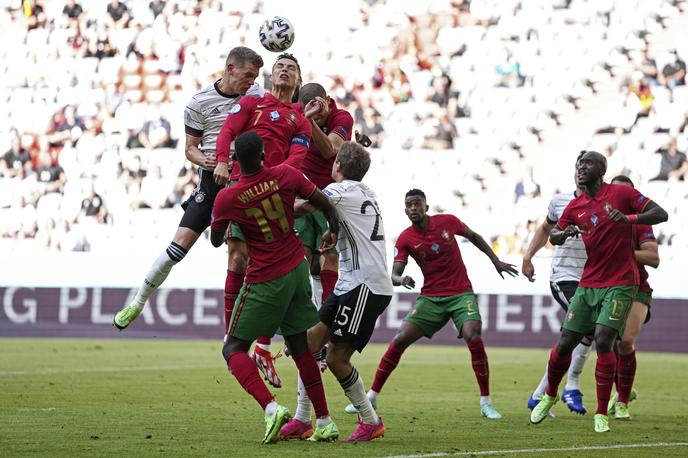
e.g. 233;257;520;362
298;82;326;105
226;46;264;69
235;131;264;173
405;189;426;200
576;150;586;164
611;174;634;187
579;150;607;176
336;142;370;181
272;52;301;75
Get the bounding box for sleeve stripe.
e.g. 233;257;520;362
185;126;203;137
185;106;203;115
638;198;651;213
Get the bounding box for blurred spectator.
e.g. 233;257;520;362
514;168;540;203
35;151;67;193
81;186;108;222
638;48;658;85
126;109;176;150
495;50;524;88
659;51;686;89
23;0;47;30
49;106;85;148
106;0;130;29
62;0;83;23
85;26;116;59
651;139;688;181
149;0;166;19
4;136;31;172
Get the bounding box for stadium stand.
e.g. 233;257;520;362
1;0;686;263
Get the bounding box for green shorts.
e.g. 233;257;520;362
225;179;245;241
563;285;637;338
227;260;319;341
636;290;652;324
295;210;336;253
404;292;480;338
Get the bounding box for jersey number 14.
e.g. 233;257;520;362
245;195;289;242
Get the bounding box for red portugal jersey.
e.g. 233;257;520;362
394;214;473;296
215;92;312;179
557;183;651;288
210;164;316;283
635;224;656;293
300;98;353;189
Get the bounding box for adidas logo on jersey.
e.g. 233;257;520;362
334;329;343;336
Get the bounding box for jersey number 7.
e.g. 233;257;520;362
245;194;289;242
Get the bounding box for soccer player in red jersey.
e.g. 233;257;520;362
345;189;518;420
296;82;354;305
210;131;340;443
213;53;319;388
606;175;660;420
530;151;668;432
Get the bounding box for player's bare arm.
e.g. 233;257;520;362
304;188;339;250
606;200;668;225
184;135;217;169
635;240;660;268
464;226;518;279
306;99;345;159
391;261;415;289
293;198;316;217
521;219;555;282
550;225;580;245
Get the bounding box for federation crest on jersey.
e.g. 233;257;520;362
230;104;241;114
441;230;450;241
431;243;440;253
287;112;297;127
194;191;206;203
270;110;280;121
590;214;598;226
567;311;575;321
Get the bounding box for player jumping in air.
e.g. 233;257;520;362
210;131;340;444
530;151;668;433
522;151;591;415
345;189;518;420
214;53;316;388
607;174;660;420
113;46;264;330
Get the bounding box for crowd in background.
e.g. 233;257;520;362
1;0;686;261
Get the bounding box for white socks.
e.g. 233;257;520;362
133;242;187;309
339;368;378;425
480;395;492;406
565;341;592;391
294;374;312;423
264;400;278;416
533;364;549;398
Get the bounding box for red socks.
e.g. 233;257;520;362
546;347;572;397
293;350;329;418
467;339;490;396
595;351;617;415
255;336;271;346
227;352;273;409
371;343;405;393
319;269;338;304
224;270;244;333
617;351;637;404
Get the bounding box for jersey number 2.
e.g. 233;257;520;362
245;194;289;242
361;200;383;241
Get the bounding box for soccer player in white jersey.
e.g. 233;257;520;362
281;142;392;442
521;152;590;414
113;47;264;330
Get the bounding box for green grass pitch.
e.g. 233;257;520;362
1;338;687;457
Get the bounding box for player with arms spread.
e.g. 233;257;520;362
210;131;340;444
214;53;317;387
522;151;591;415
113;46;263;330
607;174;660;420
346;189;517;420
530;151;668;433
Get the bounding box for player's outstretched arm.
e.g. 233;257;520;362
464;226;518;279
607;200;668;226
185;135;217;169
391;261;415;289
521;220;554;282
635;240;660;268
293;198;316;217
550;225;579;246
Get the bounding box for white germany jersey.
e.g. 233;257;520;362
547;191;586;283
323;180;393;296
183;81;264;170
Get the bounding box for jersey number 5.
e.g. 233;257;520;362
361;200;383;241
245;194;289;242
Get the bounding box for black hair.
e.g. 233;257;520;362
405;189;426;200
235;131;264;173
272;52;301;75
611;174;634;187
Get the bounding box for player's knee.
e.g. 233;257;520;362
392;332;411;350
221;340;241;361
228;250;248;272
618;339;635;355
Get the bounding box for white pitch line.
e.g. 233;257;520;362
0;364;218;376
382;442;688;458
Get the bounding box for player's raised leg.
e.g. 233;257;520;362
114;227;195;330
